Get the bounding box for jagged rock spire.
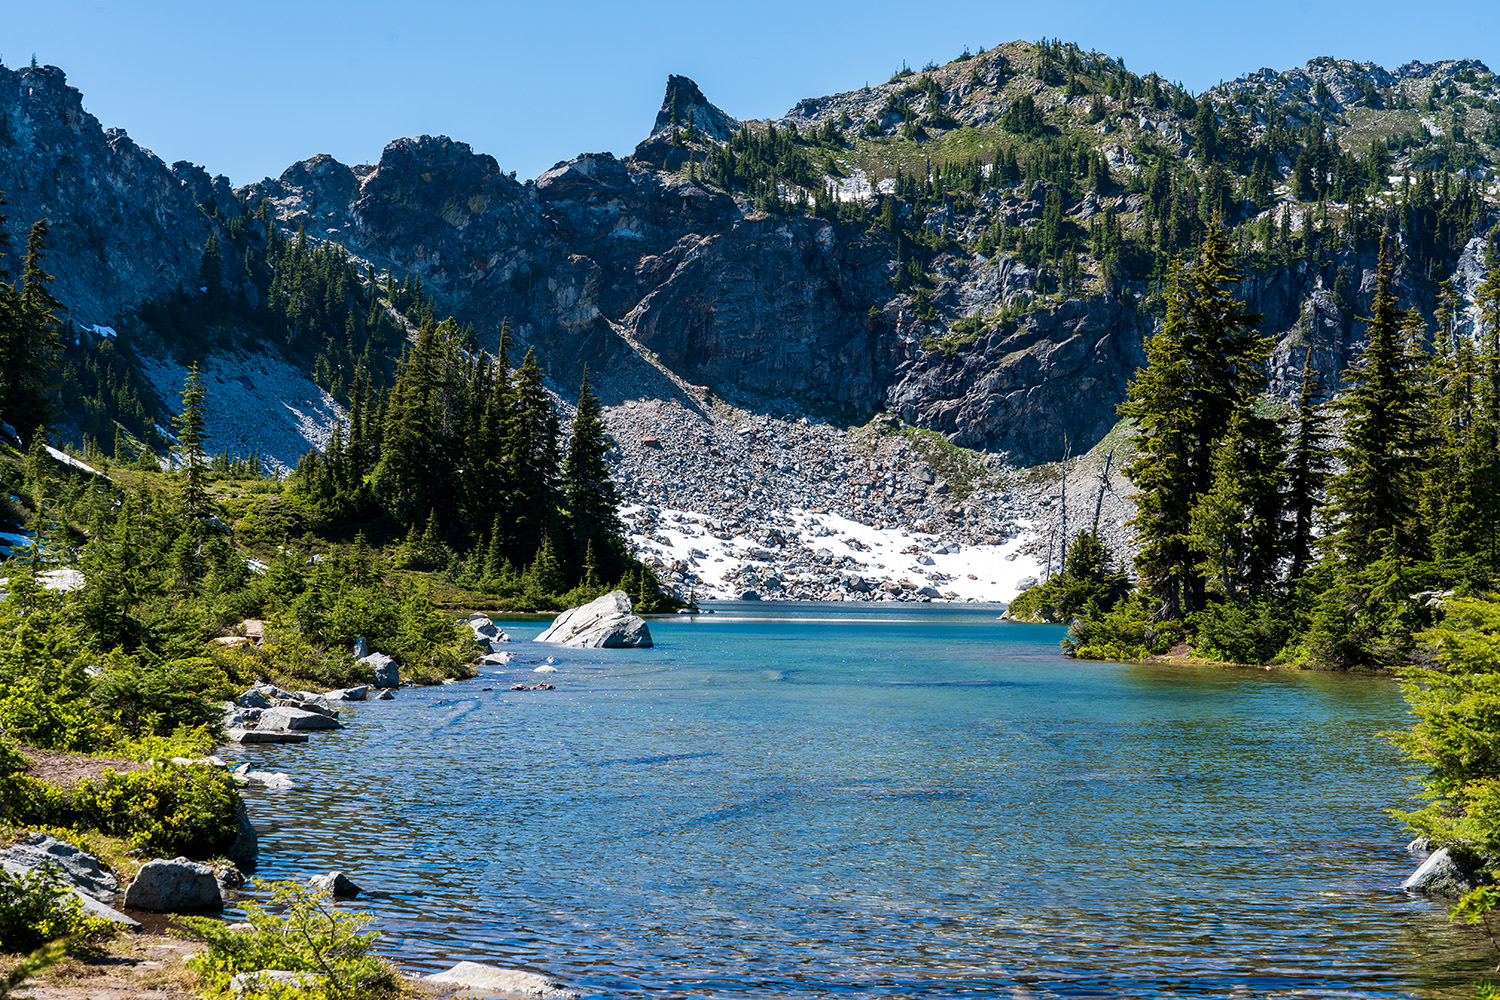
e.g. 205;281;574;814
650;75;740;143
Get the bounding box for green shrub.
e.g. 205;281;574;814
183;881;402;1000
0;864;113;954
0;776;64;827
1188;597;1298;664
3;765;241;859
1393;598;1500;857
0;739;28;778
90;654;230;739
1064;589;1184;660
68;766;241;858
1008;531;1129;624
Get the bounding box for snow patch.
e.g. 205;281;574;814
45;446;99;476
625;504;1043;602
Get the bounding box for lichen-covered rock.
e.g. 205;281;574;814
534;591;653;649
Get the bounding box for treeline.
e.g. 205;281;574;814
284;318;660;610
1065;221;1500;668
686;38;1493;314
137;204;436;404
0;198;64;441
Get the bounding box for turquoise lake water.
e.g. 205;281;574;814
235;603;1493;998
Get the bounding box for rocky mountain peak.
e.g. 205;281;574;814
649;75;741;144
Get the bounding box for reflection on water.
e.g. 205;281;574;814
234;602;1491;998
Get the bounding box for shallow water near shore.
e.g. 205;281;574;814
235;602;1492;998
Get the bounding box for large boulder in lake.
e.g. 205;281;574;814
535;591;652;649
122;857;223;912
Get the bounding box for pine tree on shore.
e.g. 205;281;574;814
1285;346;1331;583
1120;223;1268;618
563;367;624;579
1325;238;1430;569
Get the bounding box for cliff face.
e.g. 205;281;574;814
5;55;1497;466
0;64;237;328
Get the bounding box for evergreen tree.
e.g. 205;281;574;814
1120;223;1268;619
1286;346;1332;582
563;367;624;578
1325;239;1430;569
172;364;211;523
502;348;562;565
0;218;63;436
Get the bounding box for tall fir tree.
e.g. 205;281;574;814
563;366;624;578
172;364;212;525
1325;238;1431;569
1120;223;1269;618
1285;346;1332;583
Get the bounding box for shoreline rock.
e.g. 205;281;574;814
424;961;579;999
122;857;223;913
1402;846;1486;898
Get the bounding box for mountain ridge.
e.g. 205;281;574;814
2;40;1499;598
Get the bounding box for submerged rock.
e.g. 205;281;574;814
424;961;579;998
228;728;309;744
123;857;223;912
534;591;653;649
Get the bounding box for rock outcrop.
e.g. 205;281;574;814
535;591;653;648
0;832;122;902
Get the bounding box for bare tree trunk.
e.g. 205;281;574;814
1091;450;1115;535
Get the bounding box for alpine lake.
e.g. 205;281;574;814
233;602;1494;998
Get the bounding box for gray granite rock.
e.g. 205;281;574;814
1402;847;1484;898
361;652;400;688
230;971;318;994
308;870;361;899
258;706;341;732
1;833;122;902
424;961;578;998
123;857;223;912
237;688;273;710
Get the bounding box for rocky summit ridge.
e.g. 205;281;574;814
2;41;1499;598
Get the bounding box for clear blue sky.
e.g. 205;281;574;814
7;0;1496;186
